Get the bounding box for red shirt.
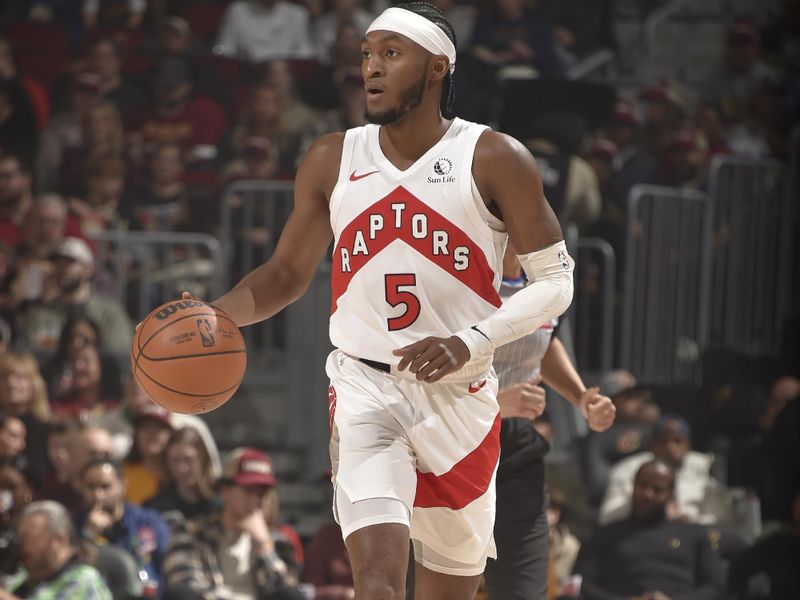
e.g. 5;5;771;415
130;95;227;149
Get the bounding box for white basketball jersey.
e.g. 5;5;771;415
329;118;508;381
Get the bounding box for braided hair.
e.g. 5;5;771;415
395;1;457;118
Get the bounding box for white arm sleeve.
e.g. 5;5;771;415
454;240;574;358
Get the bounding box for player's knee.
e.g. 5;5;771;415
353;576;405;600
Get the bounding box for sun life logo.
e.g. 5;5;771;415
433;157;453;176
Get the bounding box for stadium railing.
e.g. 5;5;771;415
708;155;790;356
622;184;712;385
88;229;225;323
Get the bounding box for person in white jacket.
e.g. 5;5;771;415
599;414;730;525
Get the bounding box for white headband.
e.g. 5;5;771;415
366;7;456;74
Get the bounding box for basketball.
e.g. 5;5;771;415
131;299;246;415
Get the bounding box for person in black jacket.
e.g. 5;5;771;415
574;459;725;600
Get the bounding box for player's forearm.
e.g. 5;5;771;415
455;241;574;358
541;337;586;406
213;259;309;327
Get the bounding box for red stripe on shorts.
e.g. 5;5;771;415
413;412;501;510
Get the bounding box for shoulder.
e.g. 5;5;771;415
297;132;346;189
473;130;540;184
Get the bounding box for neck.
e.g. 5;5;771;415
175;481;199;502
62;283;92;304
379;104;450;170
220;507;245;533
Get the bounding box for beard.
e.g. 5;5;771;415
366;73;427;126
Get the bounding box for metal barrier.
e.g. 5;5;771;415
622;185;712;384
574;238;616;374
708;155;791;356
88;230;224;323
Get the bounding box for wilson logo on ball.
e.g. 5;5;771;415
196;319;216;347
154;300;208;320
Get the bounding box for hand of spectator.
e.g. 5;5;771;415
241;509;274;554
497;379;546;420
393;336;470;383
85;504;114;537
580;388;616;432
666;501;691;522
554;27;577;48
509;39;535;61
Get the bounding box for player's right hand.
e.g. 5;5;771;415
497;378;546;420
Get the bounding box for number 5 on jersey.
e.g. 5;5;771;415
385;274;420;331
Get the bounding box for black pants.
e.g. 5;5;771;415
484;453;549;600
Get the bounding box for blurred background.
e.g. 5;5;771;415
0;0;798;599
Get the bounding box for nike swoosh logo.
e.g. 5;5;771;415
471;325;491;342
349;170;380;181
468;379;487;393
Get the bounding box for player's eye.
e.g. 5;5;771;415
361;49;371;59
386;49;399;58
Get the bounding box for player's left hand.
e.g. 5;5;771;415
580;387;616;432
393;336;470;383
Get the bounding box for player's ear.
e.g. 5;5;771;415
430;56;449;82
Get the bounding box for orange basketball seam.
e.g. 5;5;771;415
139;349;247;362
135;361;244;398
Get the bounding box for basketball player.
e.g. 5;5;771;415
485;245;616;600
204;3;602;598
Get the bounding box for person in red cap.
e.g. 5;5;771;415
655;126;710;189
163;447;304;599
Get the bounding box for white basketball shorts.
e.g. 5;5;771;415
326;349;500;568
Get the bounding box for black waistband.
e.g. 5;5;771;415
358;358;391;373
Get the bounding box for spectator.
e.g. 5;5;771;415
145;426;220;525
0;465;33;580
607;99;658;207
0;82;39;170
50;342;122;422
766;384;800;521
42;424;114;513
0;153;34;247
59;101;124;198
302;521;354;600
600;415;729;525
639;79;688;157
655;126;710;189
729;491;800;600
0;36;50;129
0;352;50;487
0;415;26;478
82;0;146;29
221;136;280;183
696;104;731;157
544;487;580;596
38;72;103;192
725;80;791;159
38;420;71;500
121;143;187;231
163;447;303;599
321;69;367;132
216;0;315;62
311;0;373;63
701;20;778;125
3;501;112;599
43;315;101;395
15;236;134;355
17;193;85;262
77;458;170;595
86;38;146;120
128;57;226;168
98;375;221;476
574;460;725;600
470;0;561;76
122;403;173;505
523;112;601;232
68;156;128;234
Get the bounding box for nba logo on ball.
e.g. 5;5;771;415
196;319;216;347
132;301;246;415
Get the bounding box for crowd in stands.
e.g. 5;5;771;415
0;0;798;599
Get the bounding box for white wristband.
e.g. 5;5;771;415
453;324;494;359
